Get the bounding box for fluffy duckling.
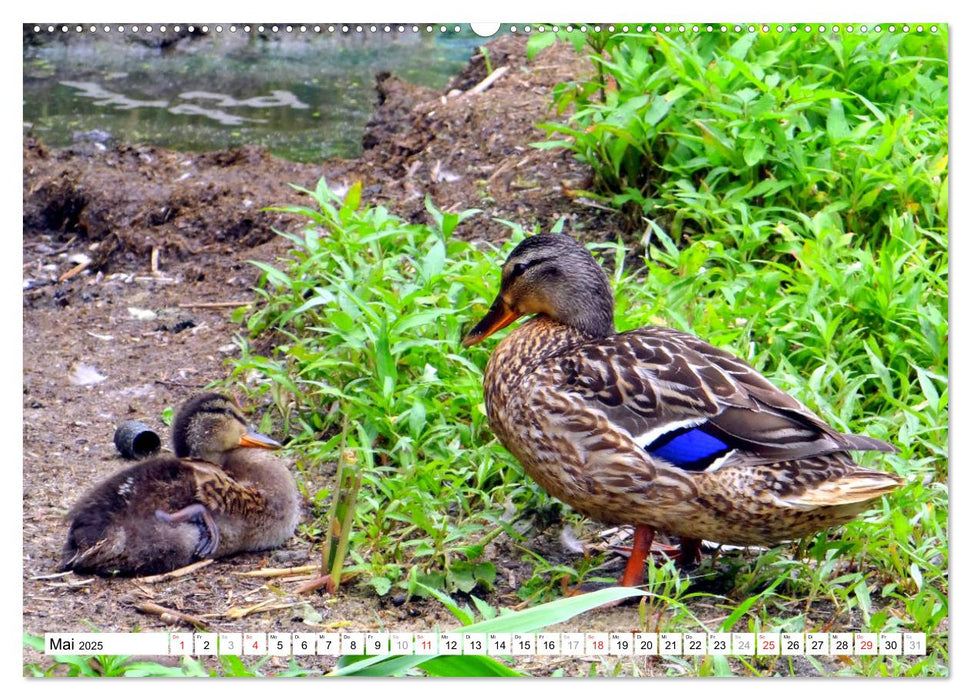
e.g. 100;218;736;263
464;234;902;585
60;393;300;576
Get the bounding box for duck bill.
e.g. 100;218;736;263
463;296;522;347
238;428;283;450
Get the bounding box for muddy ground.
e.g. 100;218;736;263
23;34;833;677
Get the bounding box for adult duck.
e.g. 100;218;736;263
463;233;902;585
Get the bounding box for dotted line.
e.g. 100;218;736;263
29;23;941;35
29;24;466;34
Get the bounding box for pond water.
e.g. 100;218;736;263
23;28;492;162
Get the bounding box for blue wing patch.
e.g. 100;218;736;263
645;426;731;471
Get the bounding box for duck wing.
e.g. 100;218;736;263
542;326;896;472
183;459;266;517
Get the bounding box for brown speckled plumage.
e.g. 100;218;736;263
465;234;902;567
61;394;300;576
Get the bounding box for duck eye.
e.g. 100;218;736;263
511;262;529;278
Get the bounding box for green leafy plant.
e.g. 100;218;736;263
233;181;540;596
534;27;948;242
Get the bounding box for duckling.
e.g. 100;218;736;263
464;234;902;585
60;393;300;576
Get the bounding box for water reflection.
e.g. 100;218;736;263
167;102;266;126
24;31;489;162
178;90;310;110
59;81;312;125
60;81;169;110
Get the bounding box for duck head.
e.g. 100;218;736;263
463;234;616;347
172;393;281;465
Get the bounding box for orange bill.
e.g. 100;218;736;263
462;296;522;347
238;428;283;450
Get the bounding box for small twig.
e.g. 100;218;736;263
24;284;54;296
238;564;319;579
487;154;530;184
295;574;336;595
135;602;208;630
44;578;96;588
177;301;254;309
295;574;337;595
30;571;75;580
133;275;177;284
273;575;321;584
150;247;160;275
509;181;540;191
222;600;302;621
58;260;90;283
576;198;620;213
26;235;78;256
464;65;510;96
136;558;214;583
132;581;156;598
154;379;208;389
85;331;114;341
296;571;360;595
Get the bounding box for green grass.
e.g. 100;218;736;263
214;27;946;677
531;25;947;242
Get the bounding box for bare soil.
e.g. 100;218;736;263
23;35;844;677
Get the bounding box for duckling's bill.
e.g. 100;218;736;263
238;429;282;449
463;296;522;347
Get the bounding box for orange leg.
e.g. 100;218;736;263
618;525;655;587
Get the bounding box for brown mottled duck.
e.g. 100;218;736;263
60;393;300;576
463;233;902;586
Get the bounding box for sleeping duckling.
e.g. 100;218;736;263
464;234;902;585
60;393;301;576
